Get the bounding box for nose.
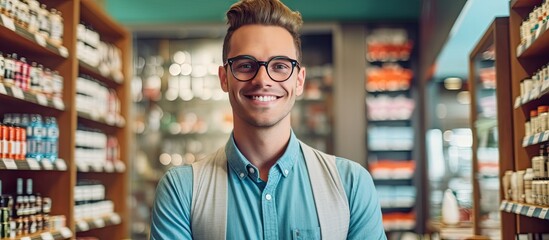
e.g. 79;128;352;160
251;64;272;86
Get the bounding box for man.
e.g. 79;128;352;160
150;0;386;239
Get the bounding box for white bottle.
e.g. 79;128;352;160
442;189;460;225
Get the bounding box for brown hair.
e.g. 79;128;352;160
222;0;303;62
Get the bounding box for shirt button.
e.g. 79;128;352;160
239;172;245;178
284;169;289;175
248;167;255;174
265;194;272;201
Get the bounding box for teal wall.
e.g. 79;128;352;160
106;0;421;24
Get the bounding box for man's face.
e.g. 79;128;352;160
219;24;305;129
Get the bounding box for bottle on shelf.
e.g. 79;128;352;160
27;114;45;161
0;51;5;83
43;116;58;162
0;179;13;238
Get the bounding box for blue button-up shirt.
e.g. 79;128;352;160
150;132;386;239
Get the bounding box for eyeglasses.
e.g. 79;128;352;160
224;55;300;82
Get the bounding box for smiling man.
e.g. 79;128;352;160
149;0;386;239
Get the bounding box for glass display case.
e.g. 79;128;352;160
469;17;512;239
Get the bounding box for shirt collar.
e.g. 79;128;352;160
225;130;300;180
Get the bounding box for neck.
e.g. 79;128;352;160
233;122;291;180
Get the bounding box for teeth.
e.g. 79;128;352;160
251;96;277;102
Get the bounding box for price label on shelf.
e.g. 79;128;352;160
27;158;40;170
55;159;67;171
540;208;548;219
40;232;54;240
523;137;530;147
34;33;47;47
515;204;523;214
20;237;31;240
500;202;507;211
93;218;105;228
59;227;73;238
506;202;513;212
527;206;536;217
10;86;24;100
3;159;17;170
535;133;543;143
36;93;48;106
77;221;89;232
59;46;69;58
543;131;549;142
42;160;54;170
0;84;7;95
1;15;16;31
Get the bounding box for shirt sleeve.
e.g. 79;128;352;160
149;166;193;240
336;157;387;240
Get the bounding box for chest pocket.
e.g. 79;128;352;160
292;227;321;240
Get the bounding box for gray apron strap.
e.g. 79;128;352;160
191;148;227;240
300;141;350;240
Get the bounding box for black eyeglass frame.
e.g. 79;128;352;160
224;55;301;82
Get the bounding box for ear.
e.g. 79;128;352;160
219;66;229;92
295;67;306;96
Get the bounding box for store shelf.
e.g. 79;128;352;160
521;130;549;147
500;200;549;220
78;111;126;129
0;158;68;171
0;15;69;60
517;21;549;58
513;83;549;109
75;213;122;232
79;61;123;86
0;84;65;111
77;160;126;173
6;227;74;240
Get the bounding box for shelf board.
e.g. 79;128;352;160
500;200;549;220
514;82;549;109
521;130;549;147
366;88;411;94
75;213;122;232
368;148;413;152
368;118;412;123
77;111;126;129
76;160;126;173
373;178;414;185
0;84;65;111
0;15;68;60
517;20;549;58
14;227;73;240
0;158;67;171
79;61;124;87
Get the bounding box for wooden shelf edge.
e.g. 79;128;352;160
77;111;126;129
0;158;67;171
79;60;124;86
0;84;65;111
511;0;543;9
500;200;549;220
76;160;126;173
75;213;122;233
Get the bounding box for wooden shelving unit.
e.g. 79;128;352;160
508;0;549;237
469;17;514;239
0;0;130;239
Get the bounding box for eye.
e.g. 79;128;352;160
270;60;291;72
233;60;257;73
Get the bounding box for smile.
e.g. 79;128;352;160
248;95;279;102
